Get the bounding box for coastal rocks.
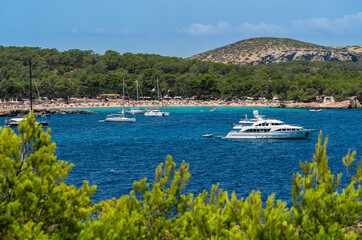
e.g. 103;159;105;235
0;109;94;117
48;109;94;115
286;96;361;109
348;96;361;108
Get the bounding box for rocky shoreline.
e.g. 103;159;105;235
285;96;361;109
0;109;94;118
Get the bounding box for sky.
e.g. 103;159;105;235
1;0;362;58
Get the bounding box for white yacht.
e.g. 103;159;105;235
144;78;169;117
104;78;136;123
105;113;136;122
225;110;317;139
126;80;146;114
127;108;145;114
5;113;49;127
5;61;49;127
144;108;169;117
5;117;24;127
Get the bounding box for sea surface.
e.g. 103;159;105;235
4;107;362;205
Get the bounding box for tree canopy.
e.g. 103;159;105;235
0;46;361;101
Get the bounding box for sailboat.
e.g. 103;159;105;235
5;60;49;127
126;80;145;114
105;78;136;122
33;77;49;126
144;78;169;117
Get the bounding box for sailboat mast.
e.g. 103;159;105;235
29;59;32;112
157;78;159;102
123;78;125;116
136;80;138;102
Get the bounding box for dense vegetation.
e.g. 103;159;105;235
0;114;361;239
0;46;361;102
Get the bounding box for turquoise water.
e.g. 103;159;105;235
4;107;362;204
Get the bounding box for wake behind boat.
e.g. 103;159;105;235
225;110;317;139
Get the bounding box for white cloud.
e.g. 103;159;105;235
176;12;362;39
290;12;362;36
175;21;231;36
235;22;284;35
69;28;136;36
175;21;284;36
70;29;79;35
89;28;136;36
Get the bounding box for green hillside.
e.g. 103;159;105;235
0;45;361;101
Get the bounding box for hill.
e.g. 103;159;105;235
189;37;362;65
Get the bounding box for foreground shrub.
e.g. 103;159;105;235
0;113;96;239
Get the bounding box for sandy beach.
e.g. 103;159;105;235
0;97;360;116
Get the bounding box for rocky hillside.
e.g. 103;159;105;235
189;37;362;65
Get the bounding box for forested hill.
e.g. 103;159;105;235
0;45;361;101
189;37;362;65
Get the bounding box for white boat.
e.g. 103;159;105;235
127;108;145;114
310;109;323;112
5;117;24;127
144;78;169;117
5;114;49;127
105;113;136;122
126;80;146;114
144;108;170;117
105;78;136;122
225;110;317;139
202;133;213;137
5;61;49;127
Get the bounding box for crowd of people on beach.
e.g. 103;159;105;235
0;98;283;111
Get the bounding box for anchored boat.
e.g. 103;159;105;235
225;110;317;139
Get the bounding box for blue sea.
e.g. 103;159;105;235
4;107;362;205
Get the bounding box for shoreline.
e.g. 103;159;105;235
0;97;360;117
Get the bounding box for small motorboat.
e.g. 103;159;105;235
5;118;24;127
202;134;213;137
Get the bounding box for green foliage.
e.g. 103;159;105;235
292;132;362;239
0;112;96;239
0;115;361;239
0;46;361;100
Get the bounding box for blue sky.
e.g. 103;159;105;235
1;0;362;58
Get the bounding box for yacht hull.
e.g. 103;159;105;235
144;111;169;117
106;117;136;122
225;129;317;139
126;109;145;114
